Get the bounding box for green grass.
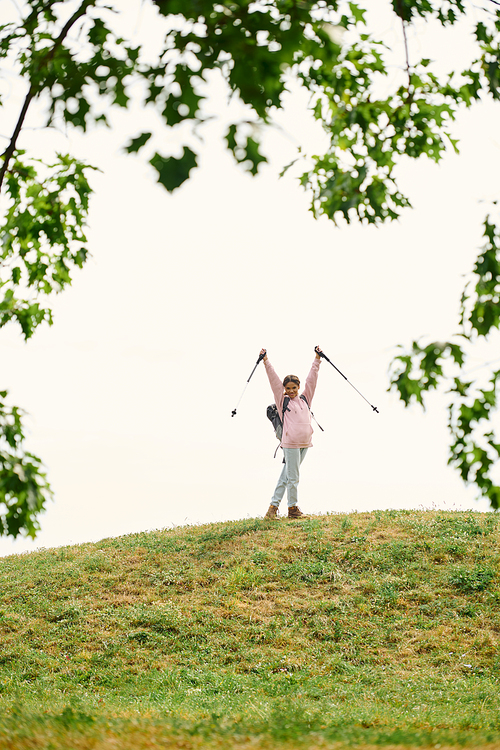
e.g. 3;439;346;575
0;509;499;749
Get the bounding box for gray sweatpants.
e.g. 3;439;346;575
270;447;308;508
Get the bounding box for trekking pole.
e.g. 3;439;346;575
231;350;266;417
315;346;379;414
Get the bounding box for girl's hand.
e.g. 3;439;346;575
315;346;323;360
260;348;268;362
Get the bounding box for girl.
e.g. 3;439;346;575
261;346;322;519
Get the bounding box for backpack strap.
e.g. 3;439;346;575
282;396;290;418
274;396;290;463
273;396;291;460
300;394;324;432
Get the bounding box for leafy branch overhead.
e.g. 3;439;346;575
3;1;499;214
390;215;500;509
0;149;95;538
0;392;52;539
1;153;95;338
1;0;500;536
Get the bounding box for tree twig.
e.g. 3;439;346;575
401;17;412;104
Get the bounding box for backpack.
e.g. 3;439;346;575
267;395;292;440
266;394;323;442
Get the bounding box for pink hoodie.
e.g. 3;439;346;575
265;357;321;449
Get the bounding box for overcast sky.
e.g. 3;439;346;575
1;0;499;557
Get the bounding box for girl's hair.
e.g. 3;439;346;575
283;375;300;387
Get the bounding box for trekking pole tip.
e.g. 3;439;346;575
372;406;379;414
231;409;237;417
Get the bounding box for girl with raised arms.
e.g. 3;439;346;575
261;346;322;519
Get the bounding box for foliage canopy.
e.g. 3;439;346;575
1;0;500;535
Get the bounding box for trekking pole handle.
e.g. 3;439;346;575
315;346;335;368
316;346;345;377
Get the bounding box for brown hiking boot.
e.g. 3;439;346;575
264;504;279;520
288;505;306;519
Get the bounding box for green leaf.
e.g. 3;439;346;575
125;132;152;154
150;148;198;192
244;137;267;176
349;2;367;24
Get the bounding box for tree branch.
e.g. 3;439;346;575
0;0;95;193
401;17;412;103
0;84;35;191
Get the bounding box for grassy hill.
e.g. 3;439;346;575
0;509;499;749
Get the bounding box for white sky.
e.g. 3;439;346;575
1;1;499;556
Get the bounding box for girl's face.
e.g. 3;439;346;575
284;380;299;399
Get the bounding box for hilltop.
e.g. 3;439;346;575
0;509;499;749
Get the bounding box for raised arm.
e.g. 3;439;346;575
261;349;285;412
302;346;322;405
